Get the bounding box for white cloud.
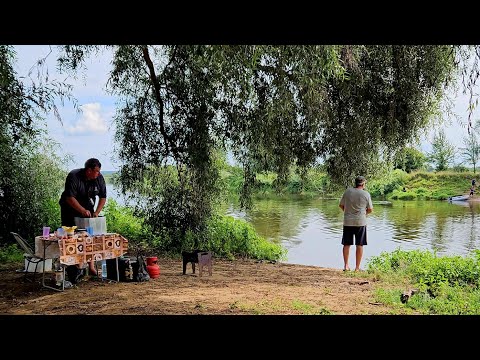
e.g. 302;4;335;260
66;103;108;135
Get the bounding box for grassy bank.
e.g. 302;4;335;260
222;166;480;201
385;171;478;201
366;249;480;314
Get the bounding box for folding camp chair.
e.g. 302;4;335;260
11;232;44;282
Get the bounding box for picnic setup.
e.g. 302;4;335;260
35;230;129;291
12;216;140;291
10;214;211;294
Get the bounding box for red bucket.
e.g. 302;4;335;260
146;256;160;278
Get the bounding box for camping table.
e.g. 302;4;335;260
35;233;129;291
37;236;65;292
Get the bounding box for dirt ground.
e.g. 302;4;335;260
0;257;409;315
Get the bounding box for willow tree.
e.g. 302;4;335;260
57;45;474;250
0;45;73;242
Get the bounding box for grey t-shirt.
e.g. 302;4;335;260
339;187;373;226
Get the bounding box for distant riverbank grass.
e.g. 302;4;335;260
366;249;480;314
387;171;478;200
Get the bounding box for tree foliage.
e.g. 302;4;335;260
56;45;477;249
459;133;480;173
0;45;72;242
428;129;456;171
394;147;427;173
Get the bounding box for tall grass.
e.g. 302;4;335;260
367;249;480;314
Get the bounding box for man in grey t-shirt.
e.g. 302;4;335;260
339;176;373;271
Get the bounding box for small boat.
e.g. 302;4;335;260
372;201;392;206
448;195;469;202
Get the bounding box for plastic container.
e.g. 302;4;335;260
55;271;64;286
146;256;160;279
74;216;107;235
101;260;107;279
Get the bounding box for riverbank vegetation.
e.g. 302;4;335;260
3;45;477;245
103;199;285;261
367;249;480;315
220;164;480;201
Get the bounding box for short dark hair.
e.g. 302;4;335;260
355;176;366;187
85;158;102;170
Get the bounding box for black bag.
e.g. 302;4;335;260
135;255;150;282
106;257;134;282
66;265;84;284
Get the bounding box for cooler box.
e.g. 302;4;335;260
74;216;107;235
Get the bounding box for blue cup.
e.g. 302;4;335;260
86;226;94;236
57;227;65;237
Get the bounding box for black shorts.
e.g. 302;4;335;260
341;225;367;246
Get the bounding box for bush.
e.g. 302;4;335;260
203;214;286;261
0;244;23;263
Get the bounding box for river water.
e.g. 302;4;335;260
225;196;480;269
106;185;480;269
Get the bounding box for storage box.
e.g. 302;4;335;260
25;258;52;272
74;216;107;235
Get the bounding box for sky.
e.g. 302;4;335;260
12;45;480;171
14;45;118;170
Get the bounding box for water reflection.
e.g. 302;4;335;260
107;185;480;270
228;197;480;269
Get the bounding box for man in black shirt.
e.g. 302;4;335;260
59;158;107;277
59;158;107;226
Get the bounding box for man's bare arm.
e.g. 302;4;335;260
94;198;106;217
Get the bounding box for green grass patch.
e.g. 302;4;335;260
234;298;333;314
366;248;480;314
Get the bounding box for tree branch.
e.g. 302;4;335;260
141;45;176;158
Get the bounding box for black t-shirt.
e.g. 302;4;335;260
59;168;107;216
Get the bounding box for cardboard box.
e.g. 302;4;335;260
25;258;52;272
74;216;107;235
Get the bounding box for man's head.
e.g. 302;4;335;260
355;176;366;188
84;158;102;180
